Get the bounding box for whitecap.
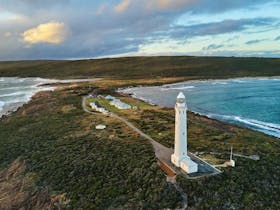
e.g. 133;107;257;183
0;91;30;98
162;85;195;90
0;101;5;111
204;113;280;138
0;77;56;118
232;79;247;83
211;82;228;85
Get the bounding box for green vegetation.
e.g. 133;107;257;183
104;93;280;209
84;87;280;209
1;55;280;209
0;56;280;79
0;88;181;209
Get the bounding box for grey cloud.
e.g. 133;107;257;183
167;18;274;39
0;0;279;60
245;39;267;45
0;0;70;13
226;36;240;42
189;0;272;14
202;44;224;50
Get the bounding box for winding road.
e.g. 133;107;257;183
82;96;188;209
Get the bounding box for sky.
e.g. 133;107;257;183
0;0;280;60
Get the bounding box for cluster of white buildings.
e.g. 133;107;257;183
105;95;132;110
89;95;133;115
90;102;109;115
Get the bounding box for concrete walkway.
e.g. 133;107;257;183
82;96;221;209
82;97;174;168
110;112;174;163
209;152;260;161
82;97;220;177
82;97;188;208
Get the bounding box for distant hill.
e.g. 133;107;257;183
0;56;279;79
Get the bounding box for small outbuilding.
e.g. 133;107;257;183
110;98;131;110
105;95;115;100
96;124;106;130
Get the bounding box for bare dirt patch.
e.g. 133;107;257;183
0;158;69;210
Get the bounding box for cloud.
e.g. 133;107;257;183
275;36;280;41
167;18;274;39
0;0;279;60
113;0;199;14
226;36;239;42
203;44;224;50
147;0;198;11
190;0;269;14
112;0;264;14
114;0;131;13
245;39;266;45
4;32;12;38
22;21;68;44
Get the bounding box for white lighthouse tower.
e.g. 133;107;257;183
171;92;198;174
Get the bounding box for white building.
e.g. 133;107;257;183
105;95;115;100
90;102;97;109
171;92;198;174
110;98;131;110
97;107;108;114
96;124;106;130
90;102;108;114
226;146;235;167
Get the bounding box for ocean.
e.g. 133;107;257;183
0;77;55;117
121;78;280;138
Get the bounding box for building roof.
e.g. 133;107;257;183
177;92;185;99
105;95;115;100
96;124;106;130
95;101;102;108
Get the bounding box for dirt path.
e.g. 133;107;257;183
82;97;175;166
82;96;188;209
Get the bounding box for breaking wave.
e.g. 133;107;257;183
0;78;55;117
211;82;228;85
0;101;5;111
205;113;280;138
162;85;195;90
120;77;280;139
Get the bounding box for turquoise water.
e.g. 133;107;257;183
0;77;54;117
121;78;280;138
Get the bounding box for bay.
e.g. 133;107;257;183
121;78;280;138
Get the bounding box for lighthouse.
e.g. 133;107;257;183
171;92;198;174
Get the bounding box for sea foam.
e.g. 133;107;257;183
120;77;280;139
0;77;55;118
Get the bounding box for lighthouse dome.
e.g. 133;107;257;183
177;92;185;103
177;92;185;99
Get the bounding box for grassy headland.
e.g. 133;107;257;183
0;84;181;209
105;92;280;209
0;56;280;79
0;56;280;209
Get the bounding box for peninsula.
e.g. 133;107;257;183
0;56;280;209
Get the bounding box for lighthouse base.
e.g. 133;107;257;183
171;154;198;174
